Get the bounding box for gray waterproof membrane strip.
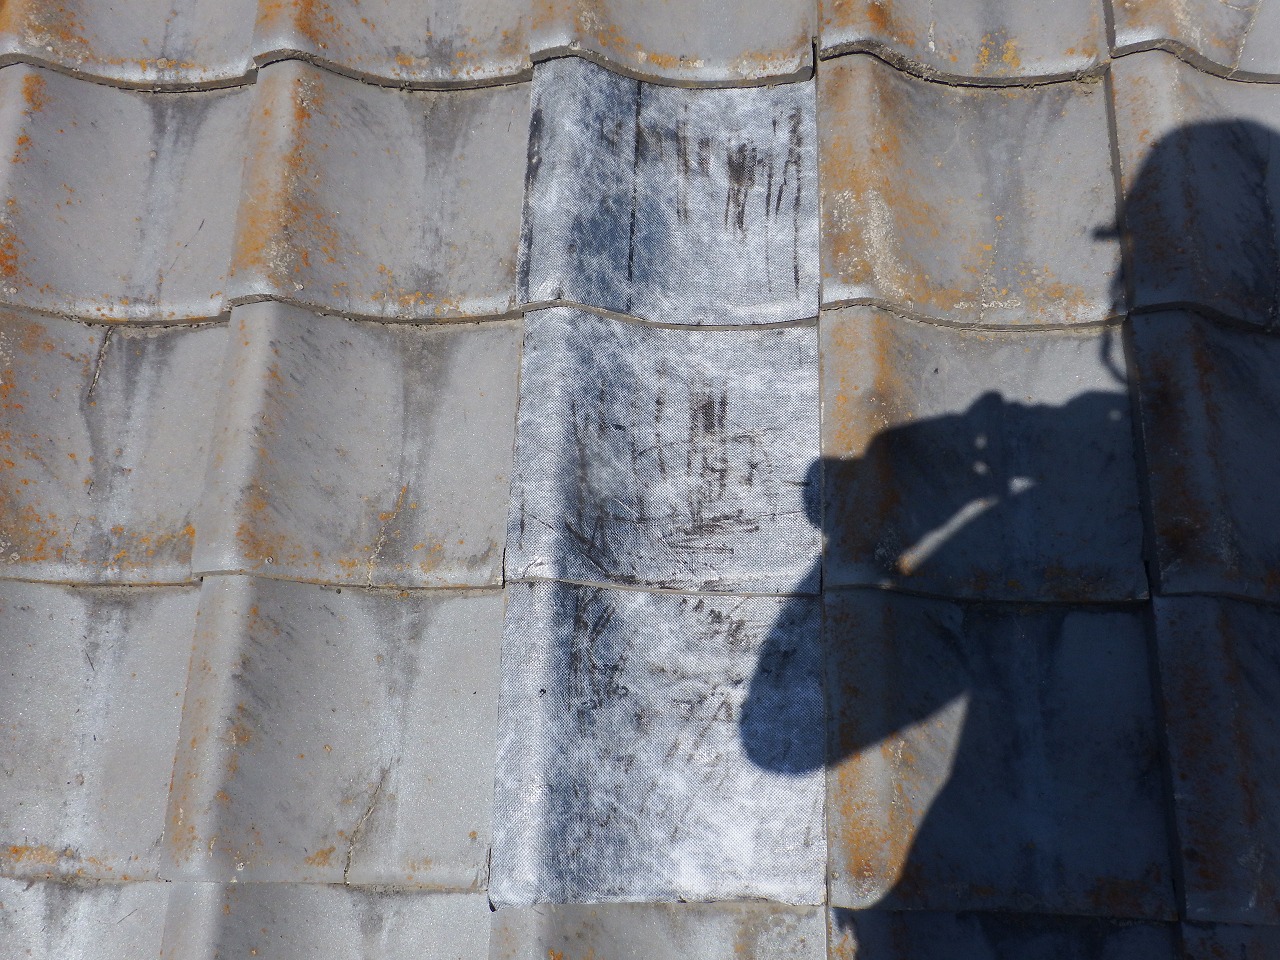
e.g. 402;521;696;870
494;56;825;905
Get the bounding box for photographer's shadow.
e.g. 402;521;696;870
740;118;1280;929
740;389;1160;919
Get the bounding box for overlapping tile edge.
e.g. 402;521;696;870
0;3;1274;957
0;0;1274;94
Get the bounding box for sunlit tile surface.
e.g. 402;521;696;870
492;581;825;906
506;307;820;592
520;57;819;324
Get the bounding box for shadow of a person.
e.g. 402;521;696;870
740;391;1157;918
740;117;1280;939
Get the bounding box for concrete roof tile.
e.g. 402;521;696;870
0;876;171;960
819;0;1108;83
826;590;1175;918
0;0;256;88
193;303;520;588
1112;52;1280;327
821;306;1146;601
3;5;1280;954
1113;0;1280;80
0;313;224;584
1154;595;1280;925
227;61;527;321
0;61;527;323
819;55;1122;325
0;581;198;881
0;66;248;322
0;0;530;90
163;576;503;888
530;0;813;85
250;0;530;87
0;0;822;89
1130;311;1280;600
161;883;491;959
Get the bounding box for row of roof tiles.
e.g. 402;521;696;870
5;302;1278;603
0;0;1277;89
0;53;1275;328
2;574;1276;924
491;582;1280;924
15;879;1277;960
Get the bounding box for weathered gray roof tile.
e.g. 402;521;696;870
0;66;248;322
194;303;520;588
250;0;530;87
828;909;1180;959
163;575;503;889
0;313;224;584
821;306;1146;601
0;0;828;90
0;0;531;90
0;581;198;881
491;581;825;906
819;55;1121;325
818;0;1107;82
1112;52;1280;327
1112;0;1280;80
1153;596;1280;925
530;0;814;85
491;902;826;959
1130;311;1280;600
506;308;820;593
227;60;528;321
161;883;491;959
0;0;256;88
826;590;1175;918
0;61;527;323
0;876;171;960
520;57;819;325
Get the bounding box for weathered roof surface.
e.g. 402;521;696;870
2;1;1280;957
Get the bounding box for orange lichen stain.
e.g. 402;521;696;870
20;75;47;116
7;1;92;55
0;209;27;283
858;0;918;45
231;69;343;290
303;846;335;868
974;33;1021;74
10;134;31;166
822;61;1046;320
4;844;66;867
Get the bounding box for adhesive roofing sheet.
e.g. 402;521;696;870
3;1;1280;958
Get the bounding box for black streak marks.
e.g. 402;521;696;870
625;79;644;310
725;143;760;233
